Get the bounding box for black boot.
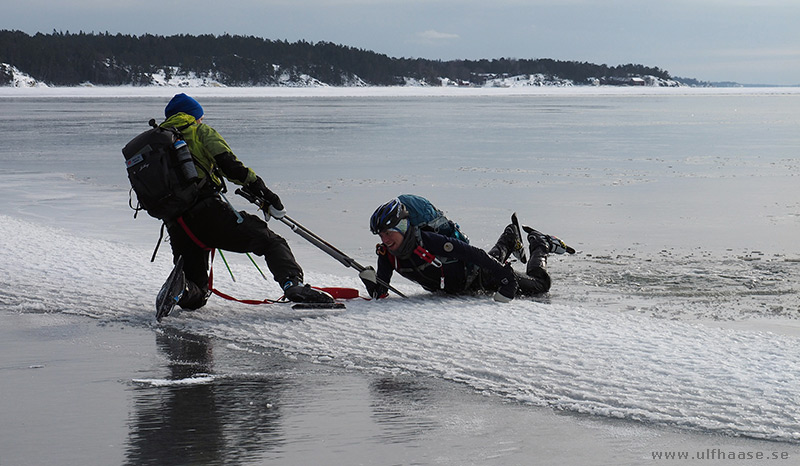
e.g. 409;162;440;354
177;279;211;310
517;232;550;294
488;224;524;263
282;277;334;304
525;229;549;274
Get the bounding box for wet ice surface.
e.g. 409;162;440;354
2;88;800;464
3;193;800;449
4;313;799;466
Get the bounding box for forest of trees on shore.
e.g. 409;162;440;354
0;30;675;87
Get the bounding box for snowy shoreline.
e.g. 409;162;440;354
2;85;800;98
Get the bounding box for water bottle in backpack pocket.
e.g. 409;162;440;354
172;139;199;182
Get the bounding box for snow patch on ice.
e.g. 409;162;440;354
132;375;215;387
3;215;800;442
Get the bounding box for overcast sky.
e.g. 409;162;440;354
3;0;798;85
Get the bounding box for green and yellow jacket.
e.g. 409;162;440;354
161;112;257;190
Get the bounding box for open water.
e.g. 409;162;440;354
1;87;800;465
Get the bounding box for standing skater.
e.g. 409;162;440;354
130;93;333;315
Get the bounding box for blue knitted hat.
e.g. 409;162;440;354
165;93;204;119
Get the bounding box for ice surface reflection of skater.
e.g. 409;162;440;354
125;329;286;465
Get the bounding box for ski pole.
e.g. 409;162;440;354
278;215;408;299
235;188;407;298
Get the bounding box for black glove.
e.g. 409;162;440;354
360;267;388;299
243;176;283;210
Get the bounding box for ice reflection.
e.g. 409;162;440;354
369;376;439;444
125;329;285;466
122;329;490;464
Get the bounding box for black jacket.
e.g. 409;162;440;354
367;229;512;297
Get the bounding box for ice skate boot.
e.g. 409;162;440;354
510;213;527;263
282;277;335;304
522;226;575;255
488;223;526;264
525;230;550;273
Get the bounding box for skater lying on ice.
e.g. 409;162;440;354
360;194;574;302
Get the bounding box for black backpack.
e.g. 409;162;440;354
122;119;203;220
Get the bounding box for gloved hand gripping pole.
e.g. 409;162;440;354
235;188;407;298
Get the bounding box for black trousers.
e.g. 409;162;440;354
515;266;551;296
167;195;303;309
472;265;551;297
485;227;552;296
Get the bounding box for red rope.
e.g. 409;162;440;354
178;217;364;304
208;249;282;304
176;216;211;251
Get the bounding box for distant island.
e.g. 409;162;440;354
0;30;712;88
